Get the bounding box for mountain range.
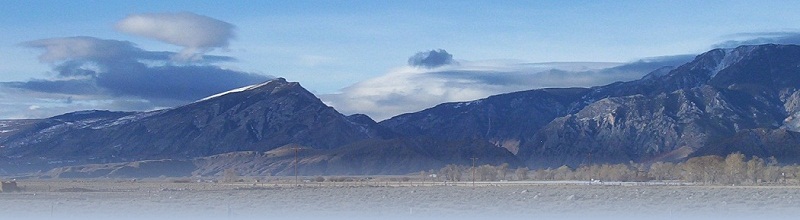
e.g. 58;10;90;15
2;44;800;177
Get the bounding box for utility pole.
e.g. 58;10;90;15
293;147;300;187
471;157;478;187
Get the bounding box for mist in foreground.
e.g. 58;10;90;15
2;180;798;220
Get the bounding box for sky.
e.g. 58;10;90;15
2;1;800;120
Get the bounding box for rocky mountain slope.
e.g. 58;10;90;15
383;44;800;168
44;137;521;178
379;88;589;154
0;78;391;173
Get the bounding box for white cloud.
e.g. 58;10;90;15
321;53;693;121
321;61;625;121
116;12;235;61
4;13;260;119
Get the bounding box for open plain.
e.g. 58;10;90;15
1;179;799;220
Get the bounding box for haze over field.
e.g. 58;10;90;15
3;180;800;220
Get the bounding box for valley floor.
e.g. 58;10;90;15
1;179;799;220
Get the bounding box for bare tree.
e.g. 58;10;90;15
747;156;765;184
648;162;676;181
532;168;554;180
703;156;725;184
515;167;529;180
478;165;497;181
554;165;572;180
497;163;510;180
595;164;635;182
764;157;781;183
507;152;797;185
724;152;746;184
573;165;593;181
439;164;463;182
779;166;795;184
683;155;724;184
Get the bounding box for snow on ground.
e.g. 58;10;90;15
1;180;798;220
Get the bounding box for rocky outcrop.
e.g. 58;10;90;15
523;85;786;167
694;128;800;164
522;45;800;167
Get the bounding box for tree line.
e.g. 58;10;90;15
430;153;798;185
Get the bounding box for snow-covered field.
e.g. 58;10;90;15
1;180;799;220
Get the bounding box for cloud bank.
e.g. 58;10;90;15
2;36;268;119
322;51;692;121
713;32;800;48
15;36;266;99
116;12;235;61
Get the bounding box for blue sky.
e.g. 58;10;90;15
2;1;800;119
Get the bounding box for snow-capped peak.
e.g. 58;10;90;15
710;45;757;78
196;78;284;102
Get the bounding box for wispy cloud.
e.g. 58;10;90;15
321;50;692;121
0;86;143;119
115;12;235;62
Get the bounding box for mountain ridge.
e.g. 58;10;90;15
3;44;800;176
382;44;800;168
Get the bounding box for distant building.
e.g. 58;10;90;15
0;181;19;192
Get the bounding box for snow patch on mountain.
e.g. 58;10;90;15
196;78;281;102
783;111;800;132
90;110;166;129
710;46;757;78
453;100;482;109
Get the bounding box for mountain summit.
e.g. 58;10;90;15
0;78;390;172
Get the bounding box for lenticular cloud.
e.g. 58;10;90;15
116;12;235;61
10;36;269;116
